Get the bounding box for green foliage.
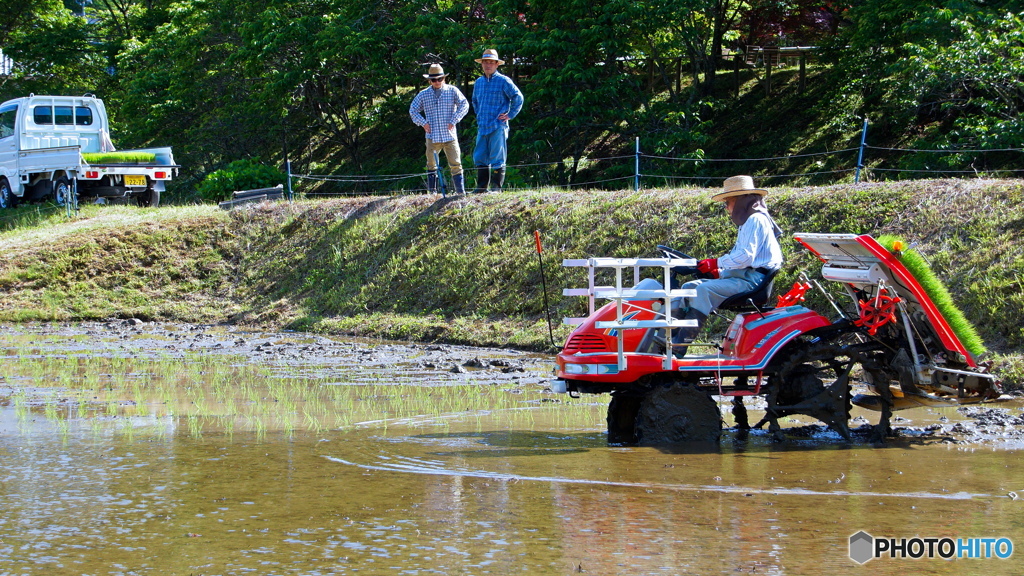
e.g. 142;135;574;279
901;12;1024;153
1;0;1022;201
0;0;104;97
196;159;286;202
818;1;1024;175
0;205;238;322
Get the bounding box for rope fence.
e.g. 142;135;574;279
286;121;1024;197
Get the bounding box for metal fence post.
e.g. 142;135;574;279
855;118;869;183
286;160;293;201
635;137;640;191
433;150;446;197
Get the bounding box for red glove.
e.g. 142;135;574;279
697;258;719;278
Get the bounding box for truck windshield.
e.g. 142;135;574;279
32;106;94;126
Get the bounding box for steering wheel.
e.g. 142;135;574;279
657;245;695;261
656;244;710;287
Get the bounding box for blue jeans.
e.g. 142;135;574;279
473;126;509;168
682;268;764;316
635;269;764;316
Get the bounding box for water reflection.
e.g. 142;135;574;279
2;323;1024;575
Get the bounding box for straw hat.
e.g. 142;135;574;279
711;175;767;202
423;64;447;79
474;49;505;65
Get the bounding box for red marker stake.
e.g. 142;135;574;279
534;230;557;348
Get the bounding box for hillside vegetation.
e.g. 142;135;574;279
4;2;1021;199
2;180;1023;382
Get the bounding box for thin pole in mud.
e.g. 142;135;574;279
534;230;558;349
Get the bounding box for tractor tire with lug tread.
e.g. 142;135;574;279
634;384;722;445
763;340;862;440
607;392;643;444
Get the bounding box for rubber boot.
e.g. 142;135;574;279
453;173;466;195
671;309;707;359
637;328;669;355
489;168;505;192
472;166;490;194
426;171;439;194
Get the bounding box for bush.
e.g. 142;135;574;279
197;160;287;202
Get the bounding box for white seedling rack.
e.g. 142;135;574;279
562;257;699;370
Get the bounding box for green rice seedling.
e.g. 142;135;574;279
877;234;987;357
76;395;89;419
120;414;135;442
57;415;70;441
44;400;58;422
187;414;203;438
89;416;104;437
302;409;323;434
81;151;157;164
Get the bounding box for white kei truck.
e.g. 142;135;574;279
0;94;178;209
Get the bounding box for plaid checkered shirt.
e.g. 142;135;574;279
409;84;469;144
472;71;524;135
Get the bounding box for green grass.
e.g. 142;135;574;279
1;179;1023;388
82;151;157;164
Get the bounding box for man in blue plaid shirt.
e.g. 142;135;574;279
409;64;470;194
471;49;524;193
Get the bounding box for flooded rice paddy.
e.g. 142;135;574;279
2;322;1024;575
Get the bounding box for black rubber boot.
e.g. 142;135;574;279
426;171;439;194
453;173;466;195
489;168;505;192
637;328;666;354
472;166;489;194
671;309;707;359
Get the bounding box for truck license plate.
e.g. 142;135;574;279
124;175;147;187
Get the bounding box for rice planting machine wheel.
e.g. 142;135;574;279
757;339;891;441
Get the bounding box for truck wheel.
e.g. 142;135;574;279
0;178;13;209
52;177;73;207
135;188;160;208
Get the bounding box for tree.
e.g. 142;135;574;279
489;0;652;185
818;0;1024;171
0;0;102;97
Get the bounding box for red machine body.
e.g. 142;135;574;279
556;302;829;391
551;234;999;443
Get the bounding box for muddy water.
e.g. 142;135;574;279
2;323;1024;575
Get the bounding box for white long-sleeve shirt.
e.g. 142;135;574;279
717;212;783;271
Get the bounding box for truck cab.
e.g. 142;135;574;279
0;94;176;209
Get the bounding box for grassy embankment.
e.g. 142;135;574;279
2;179;1023;384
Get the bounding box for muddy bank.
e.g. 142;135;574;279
1;319;553;388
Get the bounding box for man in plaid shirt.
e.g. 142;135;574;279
471;49;524;193
409;64;470;194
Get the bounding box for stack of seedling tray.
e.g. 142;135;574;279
217;185;285;210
